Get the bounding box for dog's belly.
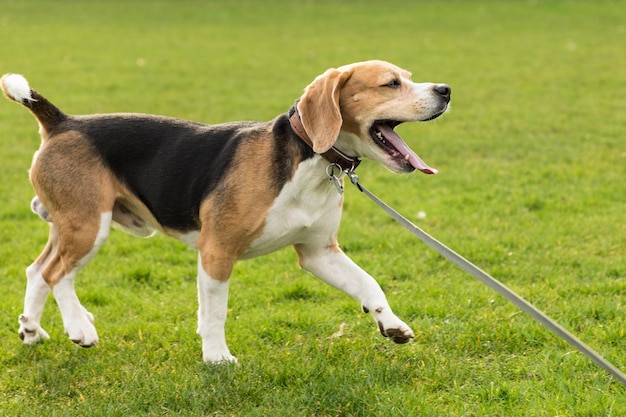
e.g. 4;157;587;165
172;197;340;260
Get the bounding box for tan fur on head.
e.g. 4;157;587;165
297;68;352;153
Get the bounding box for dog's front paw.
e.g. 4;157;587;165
18;315;50;345
201;339;238;364
64;310;99;348
377;321;414;344
366;305;414;344
203;350;238;364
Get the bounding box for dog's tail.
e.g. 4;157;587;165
1;73;67;132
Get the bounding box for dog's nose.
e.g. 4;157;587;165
434;84;451;102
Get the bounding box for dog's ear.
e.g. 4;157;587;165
298;68;352;153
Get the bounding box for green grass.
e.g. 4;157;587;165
1;0;625;415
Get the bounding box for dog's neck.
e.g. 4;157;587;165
288;103;361;172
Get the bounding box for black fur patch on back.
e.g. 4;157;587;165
64;114;252;231
56;113;315;232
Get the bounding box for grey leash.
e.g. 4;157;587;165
341;169;626;388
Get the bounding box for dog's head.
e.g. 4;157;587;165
298;60;450;174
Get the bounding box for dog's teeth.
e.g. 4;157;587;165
405;154;411;161
376;132;383;139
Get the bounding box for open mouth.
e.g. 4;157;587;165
369;121;438;174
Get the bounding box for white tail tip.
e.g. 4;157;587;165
1;73;35;103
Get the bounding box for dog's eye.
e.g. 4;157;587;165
384;79;401;88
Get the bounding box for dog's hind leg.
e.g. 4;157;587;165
41;211;112;347
18;224;59;344
30;195;52;222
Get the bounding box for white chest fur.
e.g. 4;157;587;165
241;157;344;259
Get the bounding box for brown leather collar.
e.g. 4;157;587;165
288;103;361;172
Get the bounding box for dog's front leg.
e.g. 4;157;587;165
196;253;237;364
18;223;59;344
294;243;414;344
19;260;52;344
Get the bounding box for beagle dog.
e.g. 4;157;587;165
1;60;450;363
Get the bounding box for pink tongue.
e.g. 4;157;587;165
377;124;438;175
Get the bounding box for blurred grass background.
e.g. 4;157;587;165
1;1;625;415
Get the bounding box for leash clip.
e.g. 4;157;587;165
326;163;345;195
347;170;363;192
